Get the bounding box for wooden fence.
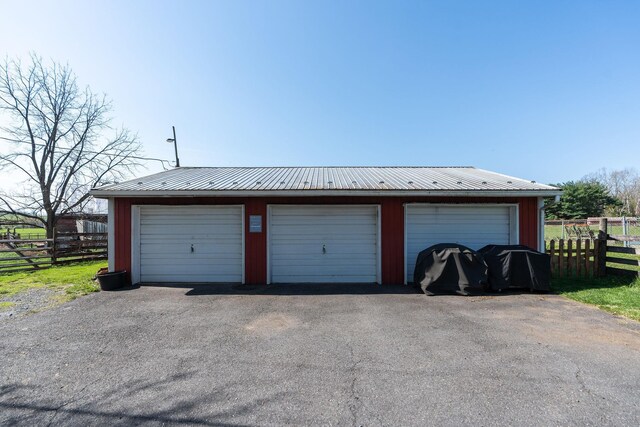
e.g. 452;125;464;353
547;238;602;278
546;218;640;278
606;232;640;277
0;232;107;273
546;237;639;278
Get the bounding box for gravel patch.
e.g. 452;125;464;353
0;288;58;320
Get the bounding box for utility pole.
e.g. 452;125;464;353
167;126;180;167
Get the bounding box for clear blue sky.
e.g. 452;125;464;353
1;0;639;184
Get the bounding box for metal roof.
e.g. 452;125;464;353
91;166;560;197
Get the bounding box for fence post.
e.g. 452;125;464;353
567;239;573;276
561;219;565;239
549;240;556;276
576;239;582;277
558;239;564;277
584;239;591;277
622;216;629;248
596;218;607;277
598;217;608;240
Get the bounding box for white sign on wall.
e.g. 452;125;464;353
249;215;262;233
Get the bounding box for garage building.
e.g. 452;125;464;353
91;166;560;285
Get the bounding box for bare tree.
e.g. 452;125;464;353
0;55;141;238
583;168;640;216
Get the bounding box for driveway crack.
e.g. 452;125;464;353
346;342;362;427
46;376;102;426
574;366;605;402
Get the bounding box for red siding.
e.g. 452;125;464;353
381;199;405;284
112;196;540;285
114;198;132;282
518;197;538;250
244;199;267;285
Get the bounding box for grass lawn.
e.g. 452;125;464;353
607;251;640;272
5;227;46;239
0;301;16;311
0;261;106;303
545;223;639;240
553;276;640;321
16;227;46;236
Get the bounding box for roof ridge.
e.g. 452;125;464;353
91;166;561;195
174;166;476;169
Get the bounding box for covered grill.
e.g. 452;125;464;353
413;244;488;295
478;245;551;292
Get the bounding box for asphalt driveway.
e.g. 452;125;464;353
1;283;639;426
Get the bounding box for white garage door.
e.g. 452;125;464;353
406;204;517;283
269;205;379;283
136;205;243;283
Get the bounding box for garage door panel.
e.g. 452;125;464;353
271;251;376;261
140;238;240;248
140;221;237;227
271;207;373;215
140;225;241;234
271;214;373;221
275;275;376;283
406;204;515;283
272;256;376;264
141;273;240;283
270;206;378;283
407;232;510;241
271;264;377;275
141;237;241;244
272;253;376;260
140;247;241;256
142;254;242;262
270;241;377;247
270;223;374;231
142;256;242;266
140;263;242;273
270;237;376;245
138;206;243;283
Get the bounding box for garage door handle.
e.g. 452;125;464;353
322;244;326;254
191;244;194;253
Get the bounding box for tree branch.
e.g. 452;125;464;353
0;55;143;235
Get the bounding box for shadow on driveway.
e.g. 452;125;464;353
137;282;550;297
145;282;423;296
0;371;283;426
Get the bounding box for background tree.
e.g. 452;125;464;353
0;55;141;238
583;168;640;216
545;181;620;220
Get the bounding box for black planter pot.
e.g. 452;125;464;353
96;271;128;291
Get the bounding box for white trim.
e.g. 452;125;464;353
266;205;272;285
404;203;520;283
404;202;520;207
92;189;562;199
107;198;115;272
511;205;519;244
131;205;141;284
267;204;381;284
241;205;246;285
376;205;382;284
538;197;545;251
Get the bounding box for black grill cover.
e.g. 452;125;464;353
478;245;551;292
413;244;488;295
